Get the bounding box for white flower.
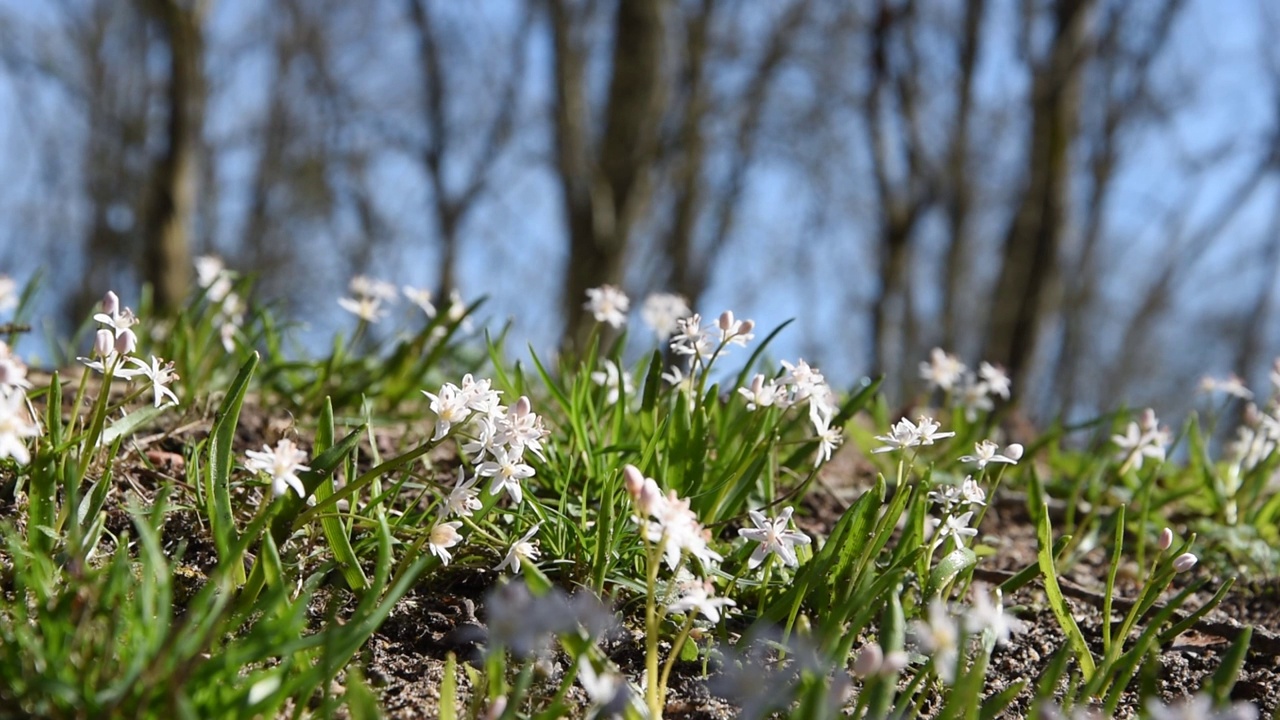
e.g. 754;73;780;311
929;476;986;511
914;415;956;445
780;358;825;394
478;446;533;505
937;511;978;548
590;360;633;405
495;523;542;574
576;657;632;717
245;438;311;499
1200;374;1253;400
640;292;690;341
0;275;16;312
424;383;472;441
978;362;1011;399
349;275;398;301
669;314;715;360
1112;409;1168;472
645;491;722;570
1146;693;1258;720
494;396;547;462
125;355;180;408
912;597;960;683
959;440;1018;469
667;579;735;622
402;286;437;317
738;506;811;569
0;341;32;394
92;291;139;357
965;584;1024;645
810;404;843;466
441;467;482;518
584;285;629;328
872;417;921;454
194;255;233;302
428;520;464;565
0;391;38;464
738;374;782;411
920;348;965;392
956;373;994;420
337;295;388;323
459;373;503;416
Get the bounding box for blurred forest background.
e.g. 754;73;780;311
0;0;1277;422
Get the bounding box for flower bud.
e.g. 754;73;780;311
102;290;119;316
853;643;884;678
1004;443;1024;461
882;650;909;675
737;319;754;335
1172;552;1198;573
622;464;646;499
115;328;137;356
718;311;734;332
1157;527;1174;551
94;329;114;358
514;395;532;418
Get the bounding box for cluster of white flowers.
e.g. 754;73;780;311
739;359;843;467
337;274;396;323
669;310;755;364
423;375;548;568
77;291;180;408
919;348;1011;420
624;464;722;572
0;340;38;465
872;414;957;454
1111;408;1168;472
195;255;244;352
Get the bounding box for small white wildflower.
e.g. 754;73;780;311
937;510;978;548
959;439;1018;469
738;506;811;569
337;295;388;323
478;446;533;505
668;579;735;622
640;292;690;341
0;391;39;464
194;255;233;302
965;584;1024;645
495;523;542;574
1200;373;1253;400
810;403;843;466
912;597;960;683
441;467;482;519
402;286;436;317
920;348;966;392
738;374;782;411
1146;693;1258;720
584;285;629;328
872;417;921;454
245;438;311;499
669;314;715;360
978;362;1011;399
428;520;464;565
424;383;472;441
914;415;956;445
125;355;180;408
0;275;16;312
349;275;398;301
1112;409;1168;472
0;341;32;394
956;374;994;420
590;360;633;404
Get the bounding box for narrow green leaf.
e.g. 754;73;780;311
1032;475;1097;679
927;546;977;598
100;404;168;446
314;398;368;591
208;352;259;584
440;653;459;720
1208;626;1252;704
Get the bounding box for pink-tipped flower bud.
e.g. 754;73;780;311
718;311;735;332
737;319;754;335
749;374;765;394
853;643;884;678
623;464;646;499
93;329;114;358
882;650;909;675
1172;552;1198;573
1157;527;1174;551
114;328;137;356
1004;443;1024;461
101;290;119;316
514;395;532;418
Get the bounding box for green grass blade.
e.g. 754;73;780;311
208;352;259;585
314;397;368;591
1031;470;1097;680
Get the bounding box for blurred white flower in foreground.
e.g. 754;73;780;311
0;390;39;464
640;292;690;341
584;285;629;328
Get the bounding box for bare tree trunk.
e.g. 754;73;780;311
983;0;1093;400
139;0;205;315
551;0;666;353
